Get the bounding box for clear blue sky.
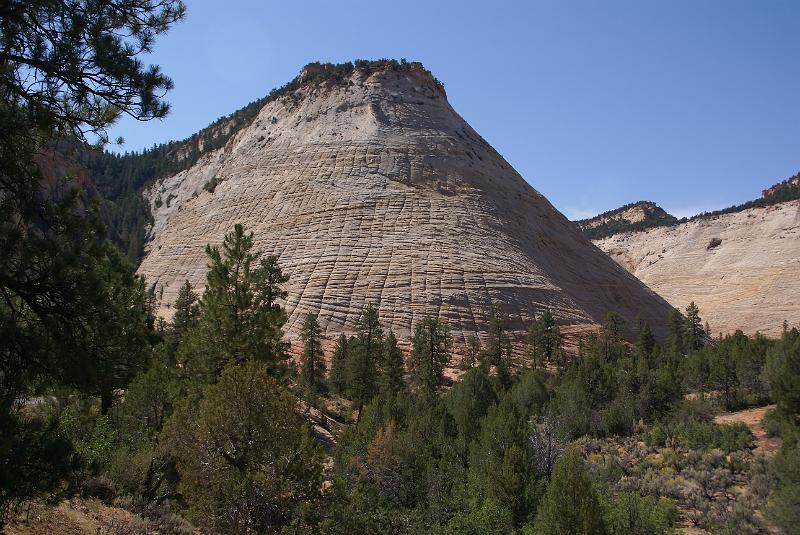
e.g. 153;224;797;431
109;0;800;220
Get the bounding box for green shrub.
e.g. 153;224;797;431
602;492;678;535
715;422;755;452
59;403;117;473
203;175;219;193
645;419;753;453
762;407;797;439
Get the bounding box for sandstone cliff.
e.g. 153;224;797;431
137;61;673;348
594;200;800;337
576;201;677;240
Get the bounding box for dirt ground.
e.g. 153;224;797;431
713;404;781;454
6;498;145;535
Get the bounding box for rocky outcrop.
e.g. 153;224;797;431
576;201;677;240
137;62;673;349
594;200;800;337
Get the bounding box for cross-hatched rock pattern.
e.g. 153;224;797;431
138;64;673;349
594;200;800;338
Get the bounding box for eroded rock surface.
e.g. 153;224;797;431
594;200;800;337
138;64;673;348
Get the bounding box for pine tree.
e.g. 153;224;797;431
533;448;608;535
172;280;199;334
461;334;481;369
299;313;326;398
525;318;542;370
685;301;706;350
163;362;323;534
380;330;405;396
708;344;738;410
0;0;184;518
329;333;349;395
484;305;512;367
667;308;687;356
636;317;656;357
603;311;625;342
540;310;561;365
469;397;537;528
408;317;450;397
349;305;384;421
764;330;800;531
188;224;289;379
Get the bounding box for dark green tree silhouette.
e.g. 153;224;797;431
685;302;706;350
329;333;350;395
184;224;289;380
380;330;405;397
0;0;184;521
171;280;200;334
299;313;327;399
164;362;322;533
408;317;450;397
484;305;512;367
533;447;607;535
349;305;383;422
461;333;481;369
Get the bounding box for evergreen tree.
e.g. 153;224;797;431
764;328;800;416
470;397;538;528
635;317;656;357
0;0;183;520
329;333;350;395
186;224;289;379
461;334;481;369
667;308;686;356
349;305;384;421
408;317;451;397
603;311;625;342
163;362;323;534
446;367;497;447
525;318;543;370
171;280;199;334
764;329;800;531
299;313;326;398
540;310;561;365
708;344;739;410
380;330;405;396
484;304;512;368
685;302;706;350
533;448;607;535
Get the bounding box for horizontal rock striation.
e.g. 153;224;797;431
138;63;673;349
594;200;800;337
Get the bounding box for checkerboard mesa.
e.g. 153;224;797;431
137;60;673;351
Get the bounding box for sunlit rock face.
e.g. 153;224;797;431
138;62;672;350
594;200;800;338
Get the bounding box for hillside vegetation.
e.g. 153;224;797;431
3;3;798;533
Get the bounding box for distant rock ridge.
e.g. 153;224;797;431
136;60;674;352
592;199;800;337
576;201;676;240
762;172;800;199
578;171;800;242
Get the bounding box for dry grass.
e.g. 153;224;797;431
6;498;145;535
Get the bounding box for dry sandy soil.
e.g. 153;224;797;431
6;498;148;535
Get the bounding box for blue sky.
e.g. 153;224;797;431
109;0;800;220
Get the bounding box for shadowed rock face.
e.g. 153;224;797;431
138;63;673;348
